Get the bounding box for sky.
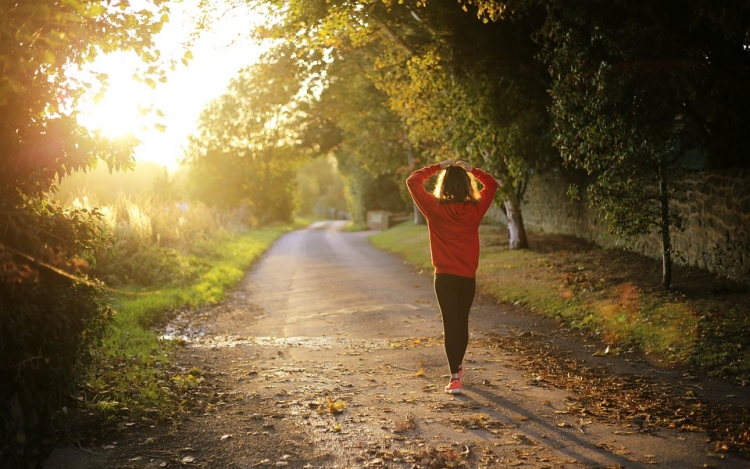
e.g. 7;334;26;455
75;0;269;171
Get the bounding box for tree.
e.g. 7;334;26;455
245;0;556;248
1;0;174;279
295;155;348;219
1;0;171;198
237;2;419;223
301;50;414;223
540;0;750;288
183;51;306;224
364;1;555;248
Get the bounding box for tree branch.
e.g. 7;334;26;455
366;14;416;56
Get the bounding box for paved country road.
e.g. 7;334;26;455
46;221;749;469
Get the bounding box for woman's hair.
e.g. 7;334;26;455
433;165;480;204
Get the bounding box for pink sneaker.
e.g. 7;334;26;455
445;378;462;394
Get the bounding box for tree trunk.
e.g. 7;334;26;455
413;203;426;225
404;141;425;225
658;161;672;289
504;199;529;250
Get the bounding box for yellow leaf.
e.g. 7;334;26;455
329;398;347;414
414;369;424;377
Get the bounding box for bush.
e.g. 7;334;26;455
0;197;111;462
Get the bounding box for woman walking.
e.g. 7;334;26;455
406;160;498;394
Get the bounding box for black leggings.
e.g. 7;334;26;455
434;273;476;375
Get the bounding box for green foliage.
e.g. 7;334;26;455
295;156;348;219
58;192;236;290
299;47;413;220
0;0;175;459
337;155;409;223
183;55;305;224
536;0;750;286
0;197;112;459
366;1;554;206
0;0;171;203
93;197;208;288
0;278;112;456
542;1;682;234
240;0;556;246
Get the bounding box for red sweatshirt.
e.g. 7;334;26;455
406;163;499;278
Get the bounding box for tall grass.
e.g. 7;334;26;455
71;193;240;288
64;192;301;425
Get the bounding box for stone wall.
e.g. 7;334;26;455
498;167;750;284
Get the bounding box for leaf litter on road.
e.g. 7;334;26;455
477;333;750;457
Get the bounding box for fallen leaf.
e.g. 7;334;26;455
318;396;347;414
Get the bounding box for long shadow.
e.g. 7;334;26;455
446;384;652;469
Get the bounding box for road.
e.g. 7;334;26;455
45;220;748;469
220;220;441;340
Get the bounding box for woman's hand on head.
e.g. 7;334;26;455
439;159;455;169
456;160;473;172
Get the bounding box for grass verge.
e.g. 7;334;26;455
370;221;750;385
75;222;303;433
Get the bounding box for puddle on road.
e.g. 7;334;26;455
164;333;390;350
160;309;405;350
161;311;210;342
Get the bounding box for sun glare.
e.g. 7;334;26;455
70;0;270;170
76;55;154;139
